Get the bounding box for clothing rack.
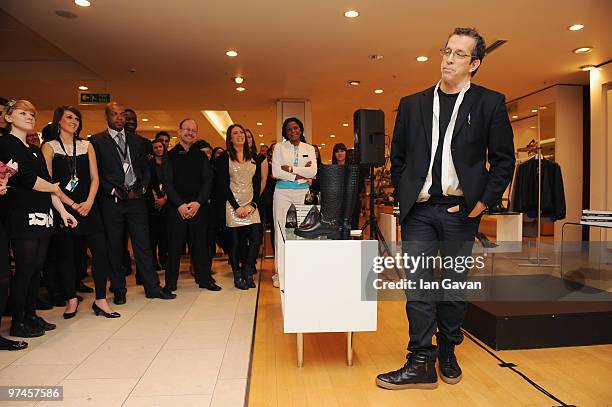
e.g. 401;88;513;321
515;144;559;268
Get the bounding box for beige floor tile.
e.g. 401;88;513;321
0;349;28;370
123;394;212;407
218;340;252;380
67;337;165;379
227;313;255;343
110;314;178;340
182;301;238;321
12;330;110;366
236;291;258;316
210;378;247;407
162;319;232;351
0;363;75;386
132;349;224;396
37;378;138;407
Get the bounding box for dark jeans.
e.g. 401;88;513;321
401;201;481;356
166;207;210;289
229;224;262;276
98;197;161;296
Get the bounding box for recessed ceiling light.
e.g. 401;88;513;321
374;89;384;94
530;126;536;129
568;24;584;31
233;76;244;84
258;134;263;137
141;118;149;122
154;125;160;129
321;143;326;146
512;115;518;119
531;109;538;113
74;0;91;7
342;123;349;127
330;134;335;138
573;46;592;54
236;87;246;92
416;56;429;62
539;106;547;110
78;85;88;90
260;142;264;145
348;80;361;86
172;136;177;139
226;50;238;57
580;65;596;71
48;122;52;124
256;122;263;126
344;10;359;18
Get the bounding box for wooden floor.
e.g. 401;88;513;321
248;259;612;407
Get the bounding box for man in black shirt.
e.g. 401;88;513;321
162;118;220;292
91;102;174;304
377;28;515;390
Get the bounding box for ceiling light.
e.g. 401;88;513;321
330;135;335;138
539;106;547;110
226;50;238;57
172;136;177;139
260;142;264;145
530;126;536;129
233;76;244;84
374;89;384;94
74;0;91;7
48;122;52;124
416;56;429;62
342;123;349;127
568;24;584;31
531;109;538;113
256;122;263;126
141;118;149;122
153;125;160;129
321;143;326;146
580;65;596;71
258;134;263;137
512;115;518;119
573;46;592;54
236;87;246;92
344;10;359;18
348;80;360;86
78;85;88;90
201;110;234;140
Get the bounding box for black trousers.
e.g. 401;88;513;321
56;232;110;300
228;223;262;277
0;223;10;327
166;206;210;289
10;237;49;323
98;197;161;296
401;201;481;356
42;237;61;298
149;211;168;268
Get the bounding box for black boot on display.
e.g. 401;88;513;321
299;205;320;229
375;352;438;390
340;165;359;239
285;204;298;229
295;165;345;239
437;339;463;384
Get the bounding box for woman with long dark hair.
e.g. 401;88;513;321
41;105;119;319
271;117;317;287
0;100;78;338
217;124;262;290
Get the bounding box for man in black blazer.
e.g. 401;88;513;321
376;28;515;390
91;102;174;303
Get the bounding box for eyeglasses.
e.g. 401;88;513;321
440;48;474;60
180;128;198;134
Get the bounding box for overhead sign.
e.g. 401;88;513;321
79;92;111;105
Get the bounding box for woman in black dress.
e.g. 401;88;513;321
41;105;119;319
0;100;78;338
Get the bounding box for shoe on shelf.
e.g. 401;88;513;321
113;292;127;305
10;322;44;338
375;352;438;390
26;314;56;331
285;204;298;229
76;281;94;293
92;302;121;318
0;336;28;351
437;339;463;384
272;273;279;288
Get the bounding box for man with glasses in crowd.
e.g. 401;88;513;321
376;27;514;390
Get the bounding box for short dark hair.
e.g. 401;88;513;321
155;131;171;140
282;117;305;140
447;27;486;76
124;108;136;115
51;105;83;140
193;139;211;150
226;124;252;162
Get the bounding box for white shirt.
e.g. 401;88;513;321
417;81;470;202
271;139;317;183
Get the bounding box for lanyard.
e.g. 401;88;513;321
58;137;78;180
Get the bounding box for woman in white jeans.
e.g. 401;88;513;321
271;117;317;287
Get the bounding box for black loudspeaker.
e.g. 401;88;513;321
353;109;385;166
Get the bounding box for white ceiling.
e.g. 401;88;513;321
1;0;610;160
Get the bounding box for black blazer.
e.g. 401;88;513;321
390;83;515;223
215;153;261;210
90;130;150;198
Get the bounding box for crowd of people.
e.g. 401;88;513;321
0;97;363;351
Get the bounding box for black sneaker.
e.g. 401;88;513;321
26;315;56;331
376;352;438;390
10;322;44;338
438;340;462;384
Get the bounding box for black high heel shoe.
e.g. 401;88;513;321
92;302;121;318
63;299;80;319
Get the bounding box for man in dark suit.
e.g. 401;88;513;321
376;28;515;390
91;102;174;304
